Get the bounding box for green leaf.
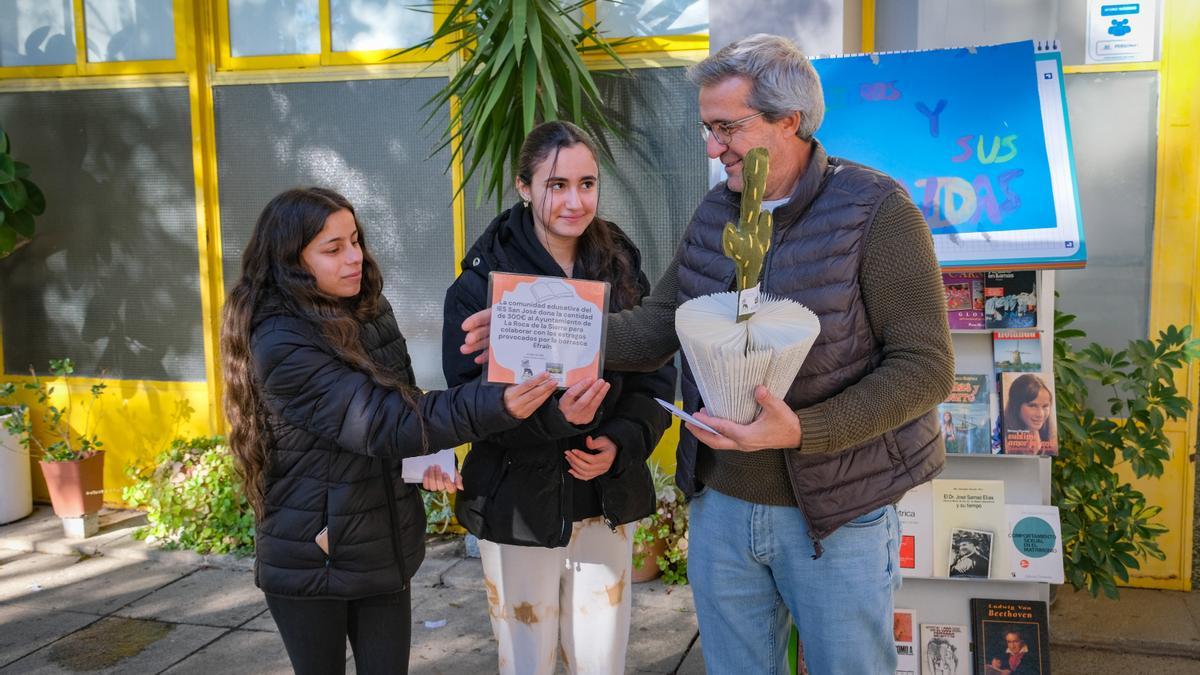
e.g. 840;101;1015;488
21;179;44;216
0;223;16;254
0;176;27;211
8;209;33;237
521;49;538;135
0;153;14;182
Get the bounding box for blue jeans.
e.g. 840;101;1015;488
687;487;901;675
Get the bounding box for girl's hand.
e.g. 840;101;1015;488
422;464;462;493
558;377;611;425
503;372;558;419
565;436;617;481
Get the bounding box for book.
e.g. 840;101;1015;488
1005;505;1064;583
1000;372;1059;456
984;271;1038;329
939;374;994;455
992;331;1043;373
897;481;933;578
486;272;609;388
893;608;918;675
933;479;1007;579
920;623;970;675
970;599;1051;675
943;272;985;329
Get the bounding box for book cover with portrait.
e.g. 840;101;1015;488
970;598;1051;675
984;271;1038;329
893;608;918;675
920;623;970;675
1000;371;1058;455
942;272;985;329
939;374;993;455
932;479;1006;579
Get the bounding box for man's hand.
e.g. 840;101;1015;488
558;377;611;425
422;464;463;493
565;436;617;480
687;385;802;452
460;308;492;365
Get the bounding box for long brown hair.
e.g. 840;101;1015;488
221;187;420;520
516;121;642;310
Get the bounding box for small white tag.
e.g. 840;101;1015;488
736;284;761;321
654;398;721;436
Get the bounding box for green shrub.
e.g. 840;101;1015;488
633;462;689;585
123;436;254;555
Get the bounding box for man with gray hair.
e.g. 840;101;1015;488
460;33;953;672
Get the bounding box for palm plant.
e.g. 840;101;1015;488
397;0;629;207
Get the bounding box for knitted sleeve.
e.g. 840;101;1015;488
602;251;682;372
793;191;955;455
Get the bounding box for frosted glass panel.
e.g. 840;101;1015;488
85;0;175;63
0;1;76;67
597;0;708;37
330;0;432;52
228;0;319;57
1055;72;1157;356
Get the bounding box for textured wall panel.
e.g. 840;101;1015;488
0;87;203;380
214;77;454;388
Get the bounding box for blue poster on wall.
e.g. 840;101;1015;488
812;40;1086;269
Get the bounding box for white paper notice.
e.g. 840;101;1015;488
402;448;457;484
654;398;721;436
487;272;608;388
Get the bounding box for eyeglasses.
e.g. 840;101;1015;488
698;111;766;145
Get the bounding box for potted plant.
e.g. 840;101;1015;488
1052;310;1200;598
0;358;108;538
632;461;689;584
0;121;47;257
0;395;33;524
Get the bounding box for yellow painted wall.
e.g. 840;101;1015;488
1127;0;1200;591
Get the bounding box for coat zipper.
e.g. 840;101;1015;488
379;459;409;590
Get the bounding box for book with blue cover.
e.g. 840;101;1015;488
939;374;993;455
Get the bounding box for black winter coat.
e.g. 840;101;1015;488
442;203;675;548
250;295;519;598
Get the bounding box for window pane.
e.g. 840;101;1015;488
596;0;708;37
0;0;76;67
330;0;432;52
228;0;319;58
85;0;175;63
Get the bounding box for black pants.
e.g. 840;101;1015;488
265;587;411;675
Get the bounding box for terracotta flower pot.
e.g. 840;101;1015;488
39;451;105;518
632;536;668;583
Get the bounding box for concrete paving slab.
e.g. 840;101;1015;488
439;556;485;591
161;628;292;675
0;604;100;669
1052;646;1200;675
409;585;497;674
627;602;698;674
116;567;265;628
675;637;706;675
0;507;149;558
1051;587;1200;658
0;553;193;615
0;616;224;674
411;550;462;589
632;579;694;610
240;608;278;633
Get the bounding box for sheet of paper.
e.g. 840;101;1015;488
654;398;720;436
402;448;457;484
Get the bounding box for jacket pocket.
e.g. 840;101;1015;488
482;458;565;548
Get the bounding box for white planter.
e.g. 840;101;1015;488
0;410;33;524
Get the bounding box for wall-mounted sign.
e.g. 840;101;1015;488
1086;1;1158;64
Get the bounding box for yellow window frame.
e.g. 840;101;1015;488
0;0;189;79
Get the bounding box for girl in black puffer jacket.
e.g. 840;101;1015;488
439;122;676;675
220;187;557;675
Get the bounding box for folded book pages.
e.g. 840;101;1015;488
675;292;820;425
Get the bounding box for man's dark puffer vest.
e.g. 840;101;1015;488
442;203;675;548
676;143;944;547
250;295;518;599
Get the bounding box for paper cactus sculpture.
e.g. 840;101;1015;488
722;147;773;299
